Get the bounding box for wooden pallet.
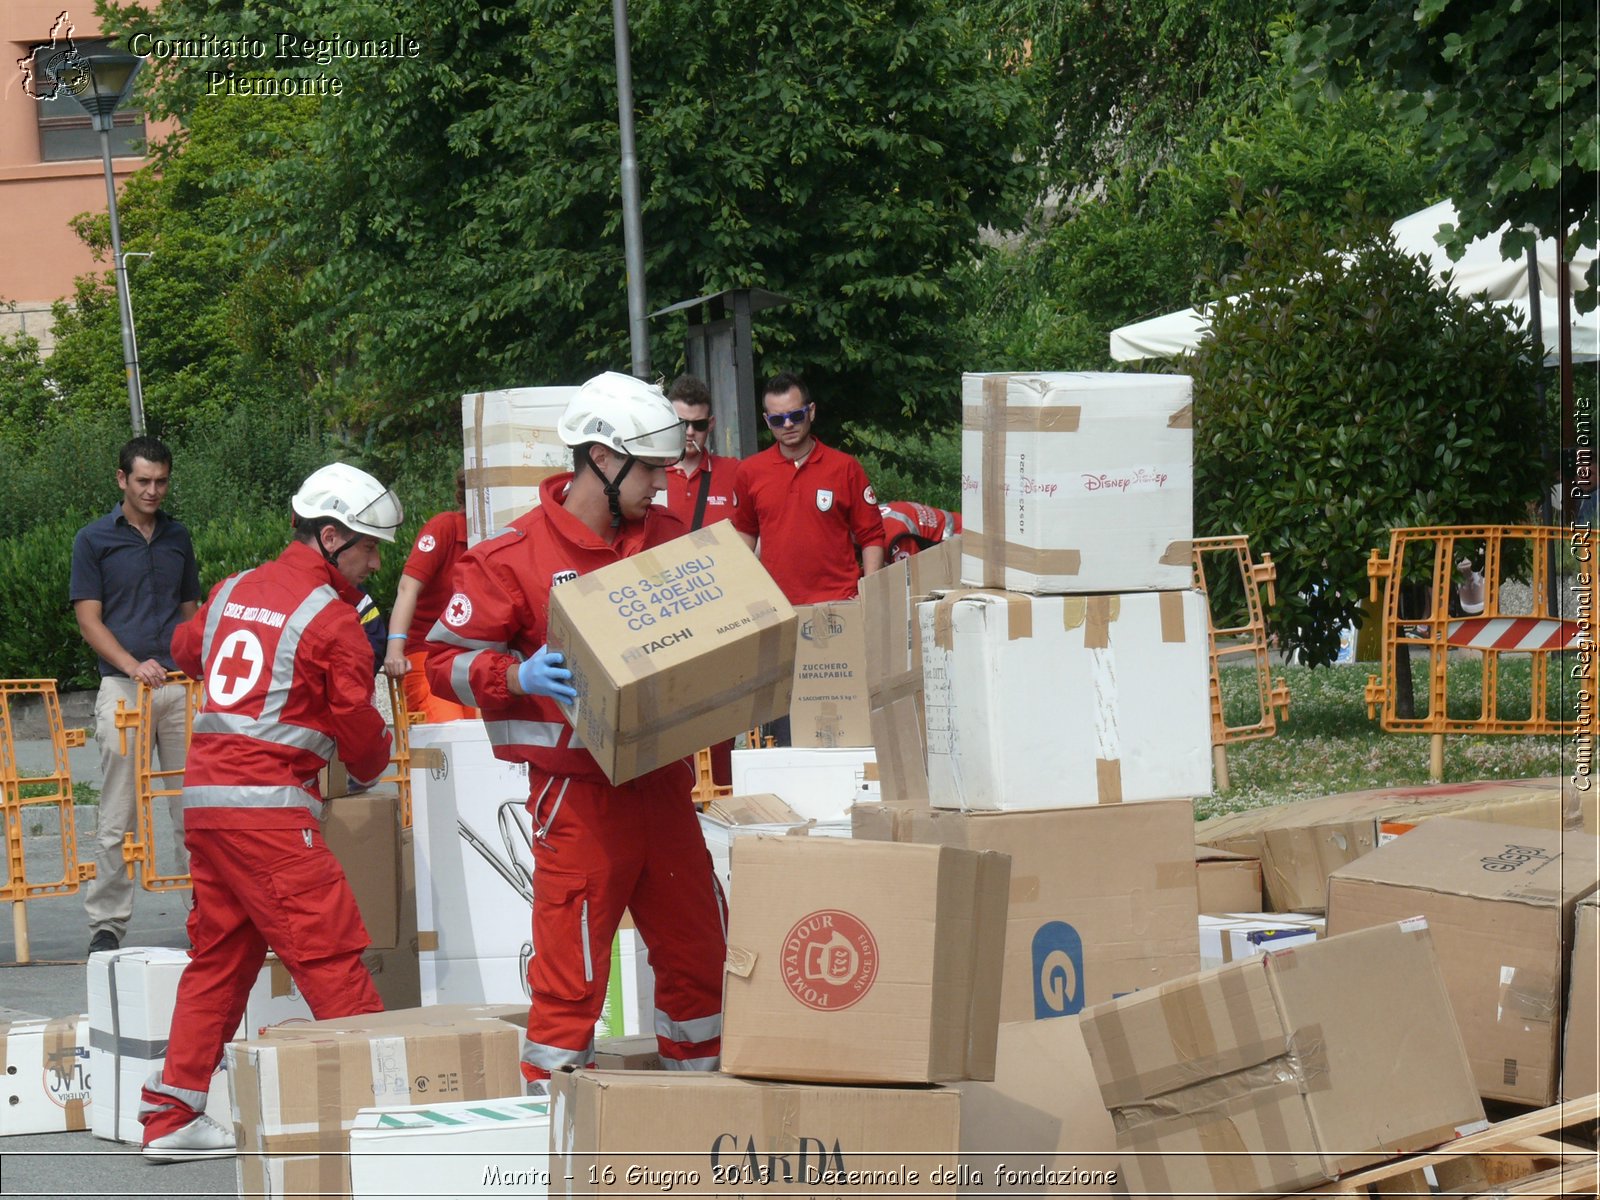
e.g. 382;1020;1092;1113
1302;1094;1598;1198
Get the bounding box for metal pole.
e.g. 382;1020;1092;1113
100;125;144;435
611;0;650;378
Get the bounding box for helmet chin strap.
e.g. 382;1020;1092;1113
581;446;638;528
318;526;362;569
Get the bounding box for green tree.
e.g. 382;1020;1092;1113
1286;0;1598;289
1190;202;1545;665
105;0;1039;442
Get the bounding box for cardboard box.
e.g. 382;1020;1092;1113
960;372;1193;594
230;1010;527;1198
323;786;403;950
722;836;1008;1084
951;1018;1119;1197
593;1034;662;1071
87;948;315;1143
789;602;873;747
1198;777;1593;912
363;824;421;1009
1197;912;1324;969
1196;845;1263;912
852;800;1198;1020
1327;818;1600;1105
550;1070;959;1199
1079;920;1484;1197
546;523;796;785
351;1095;551;1199
730;747;876;822
921;590;1211;809
462;386;578;544
0;1015;92;1135
1562;893;1598;1100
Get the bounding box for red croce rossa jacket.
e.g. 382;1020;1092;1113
172;539;392;829
424;472;694;789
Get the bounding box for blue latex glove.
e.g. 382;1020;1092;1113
517;645;578;703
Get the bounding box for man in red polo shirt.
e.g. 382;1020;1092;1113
732;372;887;602
662;374;738;531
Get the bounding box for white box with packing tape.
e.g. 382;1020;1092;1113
0;1014;93;1135
961;371;1193;594
462;386;578;545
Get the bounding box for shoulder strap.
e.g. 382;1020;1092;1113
690;465;714;531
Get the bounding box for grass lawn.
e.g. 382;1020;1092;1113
1202;655;1574;821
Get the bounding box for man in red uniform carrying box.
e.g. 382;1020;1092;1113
138;464;403;1163
424;372;727;1085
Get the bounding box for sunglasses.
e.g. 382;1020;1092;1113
683;418;711;432
764;405;811;428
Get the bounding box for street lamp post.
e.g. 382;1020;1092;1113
55;49;146;434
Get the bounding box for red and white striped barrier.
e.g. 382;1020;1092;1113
1445;617;1586;651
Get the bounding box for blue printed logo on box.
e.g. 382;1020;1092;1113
1032;921;1084;1018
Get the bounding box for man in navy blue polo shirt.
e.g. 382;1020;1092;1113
70;437;202;955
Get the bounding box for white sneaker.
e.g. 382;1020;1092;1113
142;1113;237;1163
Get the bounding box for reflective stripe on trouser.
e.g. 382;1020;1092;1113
86;677;191;939
521;773;726;1081
138;825;381;1144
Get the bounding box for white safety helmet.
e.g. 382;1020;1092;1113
291;463;404;542
558;372;685;463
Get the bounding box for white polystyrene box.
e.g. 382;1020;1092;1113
920;589;1212;810
350;1095;550;1198
461;386;579;545
728;747;876;823
87;948;313;1143
960;371;1194;593
409;722;655;1032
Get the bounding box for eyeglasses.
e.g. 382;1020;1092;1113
764;405;810;428
684;418;711;432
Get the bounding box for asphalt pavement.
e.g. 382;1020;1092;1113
3;690;232;1198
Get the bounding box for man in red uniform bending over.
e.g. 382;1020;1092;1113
878;500;962;563
383;467;478;722
138;463;402;1163
425;372;726;1084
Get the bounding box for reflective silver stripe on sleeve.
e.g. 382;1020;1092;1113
140;1073;211;1114
521;1038;595;1073
259;585;339;724
182;784;324;821
656;1011;721;1045
484;719;567;749
658;1054;719;1071
425;620;509;652
191;712;336;758
450;647;486;708
198;570;252;664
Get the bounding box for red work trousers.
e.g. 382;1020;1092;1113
521;773;726;1080
402;648;477;724
138;825;381;1142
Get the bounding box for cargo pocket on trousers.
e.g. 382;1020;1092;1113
529;871;593;1002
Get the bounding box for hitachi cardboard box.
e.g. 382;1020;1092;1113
722;836;1009;1083
550;1070;960;1199
960;371;1193;594
1078;920;1484;1198
920;589;1211;808
546;522;796;785
1327;818;1600;1105
1198;777;1593;911
852;800;1199;1021
462;386;578;544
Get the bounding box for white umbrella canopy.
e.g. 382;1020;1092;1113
1109;201;1598;364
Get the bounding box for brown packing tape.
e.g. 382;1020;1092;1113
1199;1111;1263;1196
270;957;294;999
961;403;1083;433
417;931;439;952
1168;403;1194;429
1006;593;1033;640
43;1016;88;1131
1096;758;1123;804
317;1042;343;1144
1158;590;1187;642
1288;1022;1333;1094
411;748;445;771
1160;977;1219;1067
962;529;1083;578
470;392;490;538
1159;540;1193;566
1085;595;1118;648
464;464;564;490
980;376;1008;587
1083;1002;1144;1110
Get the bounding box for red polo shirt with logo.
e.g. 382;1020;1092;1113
663;452;739;530
731;439;887;603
